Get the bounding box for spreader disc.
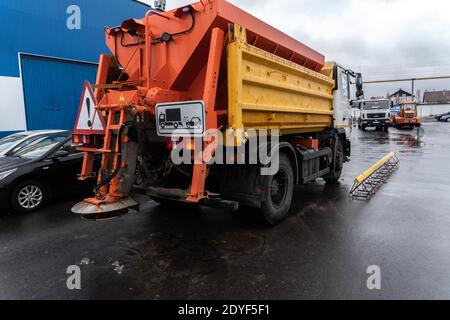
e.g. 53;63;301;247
71;198;139;220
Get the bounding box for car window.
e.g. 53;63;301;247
341;73;349;99
13;136;68;159
0;134;27;153
8;135;45;155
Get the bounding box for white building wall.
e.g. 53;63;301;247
0;76;27;133
417;104;450;117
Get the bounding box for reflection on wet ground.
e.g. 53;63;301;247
1;120;450;299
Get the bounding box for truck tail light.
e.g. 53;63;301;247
73;134;91;145
166;137;174;150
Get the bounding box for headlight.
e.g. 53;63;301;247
0;168;17;181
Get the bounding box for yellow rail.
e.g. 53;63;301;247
354;152;397;184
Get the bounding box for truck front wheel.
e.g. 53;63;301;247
260;154;294;225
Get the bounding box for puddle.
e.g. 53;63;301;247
210;230;265;254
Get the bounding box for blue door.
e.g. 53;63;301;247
21;55;98;131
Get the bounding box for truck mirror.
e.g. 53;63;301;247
356;73;364;98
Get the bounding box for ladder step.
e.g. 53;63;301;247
109;125;121;130
77;147;115;153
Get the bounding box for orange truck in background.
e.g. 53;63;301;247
391;102;421;129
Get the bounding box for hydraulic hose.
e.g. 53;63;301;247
94;123;128;195
153;10;196;44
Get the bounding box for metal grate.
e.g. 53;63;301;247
350;153;400;200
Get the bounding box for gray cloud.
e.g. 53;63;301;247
167;0;450;97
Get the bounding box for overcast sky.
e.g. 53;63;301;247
163;0;450;99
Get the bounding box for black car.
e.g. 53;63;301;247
0;131;96;213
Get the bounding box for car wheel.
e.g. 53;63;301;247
260;154;294;226
10;181;47;213
447;118;450;123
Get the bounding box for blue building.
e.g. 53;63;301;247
0;0;153;138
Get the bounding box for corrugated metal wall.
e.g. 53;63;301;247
0;0;152;136
0;0;150;77
418;104;450;117
21;55;97;130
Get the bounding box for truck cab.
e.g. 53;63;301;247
358;99;391;131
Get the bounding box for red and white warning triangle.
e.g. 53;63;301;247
74;81;106;134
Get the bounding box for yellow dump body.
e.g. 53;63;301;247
228;25;336;135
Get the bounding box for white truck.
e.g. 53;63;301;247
357;99;391;131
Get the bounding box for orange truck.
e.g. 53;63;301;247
391;102;421;129
71;0;364;225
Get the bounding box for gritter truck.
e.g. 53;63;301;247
391;102;421;129
71;0;364;225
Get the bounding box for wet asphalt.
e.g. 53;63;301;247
0;120;449;300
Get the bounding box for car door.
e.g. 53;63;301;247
12;136;68;186
43;141;86;197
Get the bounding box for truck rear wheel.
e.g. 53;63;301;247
324;139;344;185
260;154;294;225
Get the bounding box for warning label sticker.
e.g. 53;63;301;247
156;101;206;137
